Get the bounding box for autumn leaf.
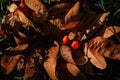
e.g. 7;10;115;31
7;3;18;13
84;42;107;69
10;43;29;51
43;41;59;80
60;45;76;64
1;54;23;74
65;1;80;25
56;62;87;80
60;45;88;66
88;36;120;60
24;0;47;23
103;26;120;38
17;10;35;28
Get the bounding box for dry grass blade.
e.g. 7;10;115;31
84;43;107;69
43;41;59;80
1;54;23;74
65;1;80;25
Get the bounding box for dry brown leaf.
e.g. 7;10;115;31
48;3;73;18
103;26;120;38
7;3;18;13
43;41;59;80
17;10;35;28
60;45;88;66
24;0;47;22
60;45;75;64
49;19;64;29
65;1;80;25
84;43;107;69
56;62;87;80
1;54;23;74
10;44;29;51
88;36;120;60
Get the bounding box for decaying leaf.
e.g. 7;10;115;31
60;45;88;66
1;54;23;74
60;45;75;64
88;36;120;60
49;19;64;29
10;43;29;51
56;62;87;80
48;3;73;18
103;26;120;38
17;10;35;28
24;58;38;80
7;3;18;13
43;41;59;80
65;1;80;25
24;0;47;22
84;43;107;69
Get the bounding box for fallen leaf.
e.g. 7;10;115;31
43;41;59;80
17;10;35;28
60;45;75;64
24;0;47;23
48;3;73;19
103;26;120;38
60;45;88;66
65;1;80;25
7;3;18;13
84;42;107;69
10;43;29;51
88;36;120;60
1;54;23;74
56;62;87;80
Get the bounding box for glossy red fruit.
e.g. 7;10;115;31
63;35;69;44
71;40;80;49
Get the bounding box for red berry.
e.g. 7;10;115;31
14;11;18;17
62;35;69;44
71;41;80;49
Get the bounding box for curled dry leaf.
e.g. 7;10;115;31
60;45;88;66
56;62;87;80
88;36;120;60
7;3;18;13
84;42;107;69
10;43;29;51
1;54;23;74
65;1;80;25
48;3;73;18
17;10;35;28
24;0;47;22
60;45;75;64
43;41;59;80
103;26;120;38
